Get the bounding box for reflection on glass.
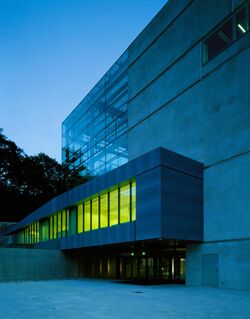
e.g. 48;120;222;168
84;201;91;231
120;184;130;223
62;51;128;176
100;193;108;228
92;198;99;230
110;189;118;226
131;181;136;221
77;204;83;233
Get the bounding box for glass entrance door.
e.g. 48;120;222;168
119;254;185;282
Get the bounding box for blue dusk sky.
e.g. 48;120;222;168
0;0;166;162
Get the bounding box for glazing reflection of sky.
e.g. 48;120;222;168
0;0;166;161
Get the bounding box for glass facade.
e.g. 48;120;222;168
62;50;128;176
203;1;250;63
17;179;136;245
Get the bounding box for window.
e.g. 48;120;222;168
77;204;83;233
203;1;250;64
57;212;62;238
40;219;49;242
66;209;69;235
20;179;136;243
110;189;118;226
236;6;247;38
92;198;99;230
69;207;77;236
203;19;233;63
120;184;130;223
131;181;136;221
36;221;39;242
100;193;108;228
53;214;57;239
62;210;67;237
84;201;91;231
50;216;53;239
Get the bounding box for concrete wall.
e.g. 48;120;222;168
127;0;250;289
0;248;79;282
186;240;250;290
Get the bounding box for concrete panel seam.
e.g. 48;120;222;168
204;149;250;170
128;45;250;153
128;0;194;68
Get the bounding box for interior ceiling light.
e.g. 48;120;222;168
238;23;246;33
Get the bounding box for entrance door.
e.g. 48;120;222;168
201;253;218;286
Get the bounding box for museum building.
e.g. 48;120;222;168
8;0;250;289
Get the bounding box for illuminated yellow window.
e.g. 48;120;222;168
53;214;57;239
131;181;136;221
31;224;34;244
50;216;53;239
92;198;99;230
33;223;36;243
100;193;108;228
84;201;91;231
77;204;83;233
110;189;118;226
62;210;67;237
120;183;130;223
36;221;39;242
57;212;62;238
66;209;69;235
29;225;32;244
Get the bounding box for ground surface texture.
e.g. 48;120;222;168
0;279;250;319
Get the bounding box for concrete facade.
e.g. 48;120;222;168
0;248;78;282
5;0;250;289
127;0;250;289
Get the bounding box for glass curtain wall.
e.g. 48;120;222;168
62;51;128;177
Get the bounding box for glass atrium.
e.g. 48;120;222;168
62;51;128;176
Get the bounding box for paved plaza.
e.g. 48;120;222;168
0;280;249;319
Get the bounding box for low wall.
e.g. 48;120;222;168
0;248;79;282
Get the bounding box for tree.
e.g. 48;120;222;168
0;129;89;222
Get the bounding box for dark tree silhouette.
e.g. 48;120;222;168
0;129;90;222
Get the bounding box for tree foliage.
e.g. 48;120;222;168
0;129;89;222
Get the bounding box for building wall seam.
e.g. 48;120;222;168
128;0;194;68
128;44;250;162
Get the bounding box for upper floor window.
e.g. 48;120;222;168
203;1;250;64
236;6;248;38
